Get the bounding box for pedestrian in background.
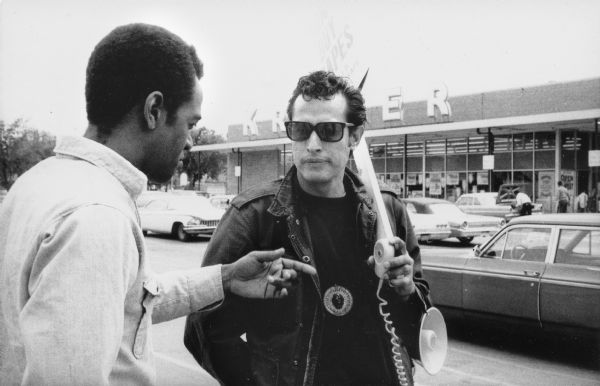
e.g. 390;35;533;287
514;191;533;216
575;189;588;213
557;181;570;213
0;23;315;386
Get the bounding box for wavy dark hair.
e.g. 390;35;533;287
85;23;203;135
286;71;366;128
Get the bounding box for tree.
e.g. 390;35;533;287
0;119;56;190
179;126;226;189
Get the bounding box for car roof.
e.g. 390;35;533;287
403;197;450;205
508;213;600;227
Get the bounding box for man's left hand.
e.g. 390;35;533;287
368;237;415;298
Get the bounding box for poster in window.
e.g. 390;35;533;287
447;172;459;185
407;174;417;186
560;170;576;198
429;173;442;195
477;172;488;185
538;171;554;199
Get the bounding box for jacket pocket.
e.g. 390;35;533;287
250;348;280;386
133;279;160;359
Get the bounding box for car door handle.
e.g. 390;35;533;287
524;270;540;277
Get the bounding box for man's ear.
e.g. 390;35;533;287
349;125;364;149
144;91;165;130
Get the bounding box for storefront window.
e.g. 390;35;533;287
514;151;533;169
535;150;555;169
406;140;423;174
513;171;533;196
536;170;555;213
468;154;483;170
577;131;591;172
426;172;445;198
494;153;512;170
535;132;556;149
386;141;404;174
447;154;466;170
446;138;468;201
492;171;511;192
512;133;533;170
468;136;488;153
447;139;467;170
386;142;404;158
492;134;512;171
493;134;512;152
369;143;385;158
446;171;466;202
369;143;386;173
561;131;579;170
513;133;534;150
406;172;423;197
385;173;404;196
467;136;488;177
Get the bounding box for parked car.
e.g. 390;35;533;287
137;192;225;241
209;194;237;210
455;192;541;221
422;214;600;338
404;198;504;244
404;201;451;242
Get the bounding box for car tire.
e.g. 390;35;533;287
173;223;190;242
458;236;474;245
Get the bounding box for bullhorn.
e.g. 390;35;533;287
416;306;447;374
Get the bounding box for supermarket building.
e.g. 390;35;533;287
191;77;600;213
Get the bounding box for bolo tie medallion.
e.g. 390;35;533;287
323;285;353;316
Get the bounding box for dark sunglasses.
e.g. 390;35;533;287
284;121;354;142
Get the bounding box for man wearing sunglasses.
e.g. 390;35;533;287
185;71;429;385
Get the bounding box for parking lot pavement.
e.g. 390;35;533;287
153;318;218;385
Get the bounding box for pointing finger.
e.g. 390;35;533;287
281;258;317;276
253;248;286;263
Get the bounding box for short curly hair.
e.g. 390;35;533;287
85;23;203;134
286;71;366;128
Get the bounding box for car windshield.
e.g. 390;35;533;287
429;203;464;217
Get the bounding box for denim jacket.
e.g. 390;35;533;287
185;166;430;386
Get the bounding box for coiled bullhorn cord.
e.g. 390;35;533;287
376;279;410;386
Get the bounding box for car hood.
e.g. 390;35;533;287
177;207;225;220
140;207;225;221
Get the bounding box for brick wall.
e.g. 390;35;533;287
226;150;280;194
366;78;600;130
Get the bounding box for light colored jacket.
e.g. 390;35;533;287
576;192;588;209
557;185;570;202
0;136;223;385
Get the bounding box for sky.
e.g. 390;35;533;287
1;0;600;139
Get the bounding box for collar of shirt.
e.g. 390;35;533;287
54;136;148;200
